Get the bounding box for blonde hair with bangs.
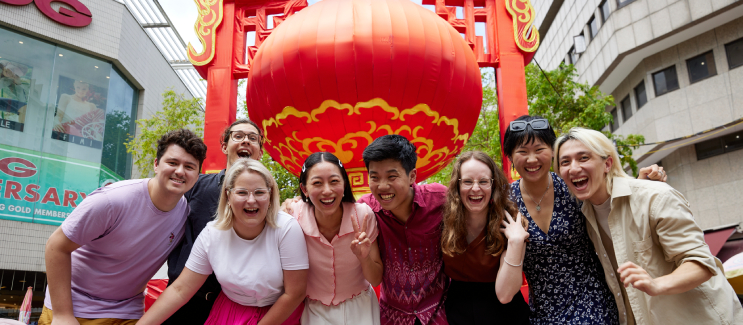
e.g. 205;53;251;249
553;127;632;196
214;158;280;230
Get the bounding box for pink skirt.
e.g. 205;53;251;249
204;292;304;325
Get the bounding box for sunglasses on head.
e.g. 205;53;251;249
509;119;550;132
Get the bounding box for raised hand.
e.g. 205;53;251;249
350;213;372;260
638;164;667;182
279;196;302;215
500;211;529;243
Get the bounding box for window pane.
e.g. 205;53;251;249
687;51;717;84
617;0;636;8
101;68;137;179
652;66;679;96
610;108;619;132
621;96;632;122
726;38;743;70
635;81;647;109
723;132;743;153
601;1;611;22
695;138;724;160
589;17;598;39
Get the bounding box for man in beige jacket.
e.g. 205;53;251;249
555;127;743;325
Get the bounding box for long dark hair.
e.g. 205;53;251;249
441;151;521;257
298;152;355;206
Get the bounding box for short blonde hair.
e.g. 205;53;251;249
214;158;280;230
554;127;631;196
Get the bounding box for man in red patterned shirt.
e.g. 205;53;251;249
358;135;449;325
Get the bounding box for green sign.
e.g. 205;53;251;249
0;143;123;225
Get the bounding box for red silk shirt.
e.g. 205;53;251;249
359;183;449;325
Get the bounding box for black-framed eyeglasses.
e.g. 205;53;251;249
509;119;549;132
230;131;262;144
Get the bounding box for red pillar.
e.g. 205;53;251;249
201;1;238;174
494;0;530;182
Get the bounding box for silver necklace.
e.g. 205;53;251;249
524;176;551;212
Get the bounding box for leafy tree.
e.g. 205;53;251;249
125;90;204;177
427;63;645;184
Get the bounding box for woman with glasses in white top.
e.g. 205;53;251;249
139;158;309;325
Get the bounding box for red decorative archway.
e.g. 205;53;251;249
189;0;538;189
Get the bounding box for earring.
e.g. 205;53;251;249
305;197;309;202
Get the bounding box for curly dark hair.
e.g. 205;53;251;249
220;118;263;150
156;129;208;169
441;151;525;257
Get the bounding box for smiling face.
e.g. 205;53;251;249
510;138;553;182
558;139;612;205
222;123;263;168
459;158;493;216
73;82;89;99
229;170;271;233
301;161;345;218
153;144;200;197
368;159;416;215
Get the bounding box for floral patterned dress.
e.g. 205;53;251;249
510;172;619;325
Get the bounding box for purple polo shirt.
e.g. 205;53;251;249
358;183;448;325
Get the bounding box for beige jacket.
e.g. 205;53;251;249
582;177;743;325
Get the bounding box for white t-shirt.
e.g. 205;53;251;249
186;212;309;307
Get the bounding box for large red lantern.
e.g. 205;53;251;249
246;0;482;196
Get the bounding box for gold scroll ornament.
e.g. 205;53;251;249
187;0;223;66
505;0;540;53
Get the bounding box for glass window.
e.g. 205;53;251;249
568;46;580;64
0;269;47;323
687;51;717;84
101;68;137;180
588;16;598;40
726;37;743;70
600;0;611;22
695;131;743;160
617;0;636;9
652;65;680;97
610;107;619;132
0;26;137;226
621;95;632;122
634;81;647;109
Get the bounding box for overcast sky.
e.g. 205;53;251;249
159;0;453;53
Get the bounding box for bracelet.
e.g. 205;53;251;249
504;257;523;267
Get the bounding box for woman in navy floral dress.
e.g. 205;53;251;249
503;116;619;324
503;116;664;324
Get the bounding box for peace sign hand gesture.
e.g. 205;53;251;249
350;213;372;260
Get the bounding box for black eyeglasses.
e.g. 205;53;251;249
230;131;262;144
509;119;550;132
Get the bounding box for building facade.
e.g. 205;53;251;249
534;0;743;231
0;0;199;321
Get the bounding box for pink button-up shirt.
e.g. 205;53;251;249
359;183;449;325
291;201;379;306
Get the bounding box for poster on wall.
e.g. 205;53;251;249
0;59;32;132
0;143;123;225
51;75;107;149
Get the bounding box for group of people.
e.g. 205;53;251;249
40;116;743;325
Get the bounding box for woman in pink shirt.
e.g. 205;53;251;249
289;152;383;324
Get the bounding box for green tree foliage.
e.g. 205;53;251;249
427;63;645;184
102;110;132;178
124;90;204;177
260;152;301;202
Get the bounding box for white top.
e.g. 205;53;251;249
186;212;309;307
59;94;97;124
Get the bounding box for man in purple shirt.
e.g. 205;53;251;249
358;135;448;325
42;129;206;325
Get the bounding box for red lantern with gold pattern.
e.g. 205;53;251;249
247;0;482;197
